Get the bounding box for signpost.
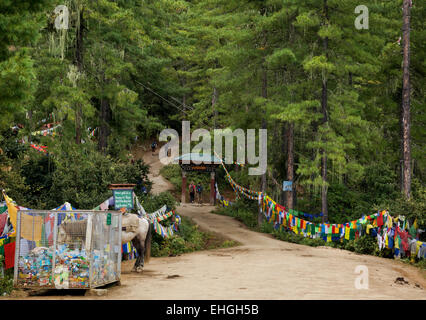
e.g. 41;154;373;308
108;184;136;210
283;181;293;192
113;189;133;210
180;164;217;172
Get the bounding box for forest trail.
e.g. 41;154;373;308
131;143;174;195
107;148;426;300
20;147;426;300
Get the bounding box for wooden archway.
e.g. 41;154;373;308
176;153;221;205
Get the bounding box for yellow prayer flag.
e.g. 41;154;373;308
3;192;17;236
21;213;43;241
344;226;350;240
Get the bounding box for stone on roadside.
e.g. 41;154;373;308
85;288;108;297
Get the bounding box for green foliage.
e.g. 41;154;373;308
0;0;51;131
215;199;259;229
260;220;325;247
352;236;379;255
159;164;183;190
0;0;425;270
1;140;150;210
374;178;426;234
44;143;148;209
160;163;213;193
151;216;236;257
0;267;13;296
415;259;426;270
141;192;178;212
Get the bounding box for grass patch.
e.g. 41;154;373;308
159;164;183;191
0;263;13;296
151;216;238;257
214;198;260;230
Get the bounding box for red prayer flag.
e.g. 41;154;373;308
377;213;384;227
4;241;15;269
276;203;286;212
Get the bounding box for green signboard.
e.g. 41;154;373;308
113;189;134;210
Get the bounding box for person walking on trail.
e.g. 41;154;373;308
196;182;203;205
151;141;157;155
189;181;196;203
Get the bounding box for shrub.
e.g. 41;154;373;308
141;191;178;212
0;262;13;296
215;198;259;229
353;235;379;255
151;216;215;257
1;141;151;210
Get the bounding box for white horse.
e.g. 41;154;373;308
121;213;152;272
58;213;152;273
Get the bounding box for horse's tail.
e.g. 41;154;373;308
144;221;152;263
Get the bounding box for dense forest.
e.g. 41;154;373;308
0;0;424;228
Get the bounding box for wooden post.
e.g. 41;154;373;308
182;170;187;204
210;171;215;205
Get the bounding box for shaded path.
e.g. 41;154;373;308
11;145;426;300
107;148;426;300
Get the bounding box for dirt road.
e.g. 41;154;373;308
133;143;174;195
109;147;426;299
11;147;426;300
107;203;425;300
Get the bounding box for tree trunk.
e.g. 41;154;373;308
212;87;218;129
180;76;187;119
401;0;411;199
321;0;329;223
281;124;287;204
98;97;111;153
286;122;294;210
259;64;267;227
74;8;84;144
75;105;82;144
28;109;33;134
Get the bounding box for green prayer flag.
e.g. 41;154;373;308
349;228;356;240
409;224;416;237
